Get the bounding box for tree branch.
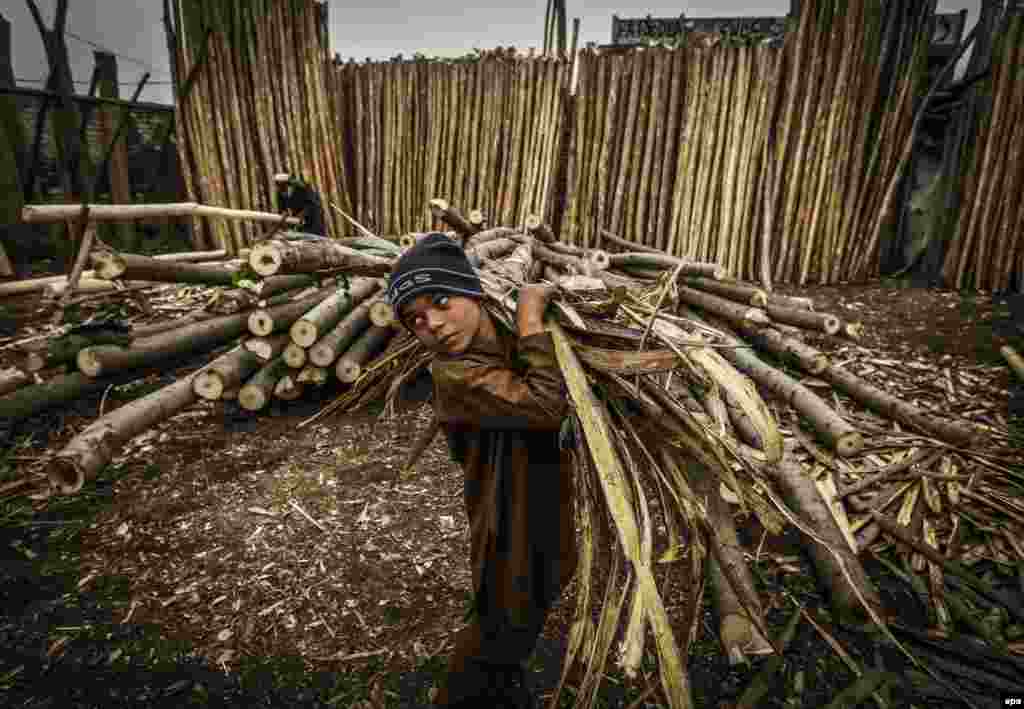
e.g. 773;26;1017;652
24;0;48;39
54;0;69;34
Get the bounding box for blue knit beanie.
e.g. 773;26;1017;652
387;233;483;313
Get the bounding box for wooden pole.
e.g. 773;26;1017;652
22;202;302;225
93;51;133;249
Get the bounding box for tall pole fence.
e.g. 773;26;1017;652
941;9;1024;292
166;0;1024;291
329;50;570;236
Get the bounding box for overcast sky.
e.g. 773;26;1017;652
4;0;982;106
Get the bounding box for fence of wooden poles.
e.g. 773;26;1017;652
171;0;350;252
329;50;570;237
562;0;934;286
168;0;1024;291
941;10;1024;293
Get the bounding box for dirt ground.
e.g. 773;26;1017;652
1;278;1023;708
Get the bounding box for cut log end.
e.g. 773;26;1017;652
283;343;307;368
749;291;769;308
297;366;328;386
842;322;864;340
290;320;319;349
248;311;274;337
823;315;841;335
309;344;337;368
399;234;418;250
587;250;611;271
468;209;486;227
244;339;273;360
336;359;361;383
193;371;225;401
836;430;865;458
806;355;830;376
370;301;397;328
91;251;127;280
238;385;269;411
249;243;284;277
47;458;85;495
746;309;771;326
76;349;103;378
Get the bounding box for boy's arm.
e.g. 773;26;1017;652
433;333;567;430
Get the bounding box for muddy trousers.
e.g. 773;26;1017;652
434;596;551;708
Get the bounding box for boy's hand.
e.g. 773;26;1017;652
516;283;556;337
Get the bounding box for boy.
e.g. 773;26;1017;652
387;233;577;709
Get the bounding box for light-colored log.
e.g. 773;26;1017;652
608;252;727;279
247;289;338;337
0;250;231;298
238;356;290;411
683;276;768;308
77;309;254;378
731;322;829;375
310;296;380;367
243;334;292;361
823;364;976;446
677;286;771;327
763;446;885;627
289;278;380;347
335;325;395;383
193;345;264;401
282;342;308;368
21;202;300;225
47;371;201;494
1000;345;1024;382
765;303;841;335
91;251;242;285
249;238;392;277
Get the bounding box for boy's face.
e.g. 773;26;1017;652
399;292;484;356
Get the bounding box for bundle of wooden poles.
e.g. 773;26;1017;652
5;199;1021;707
561;0;936;287
171;0;349;249
329;49;570;237
941;9;1024;292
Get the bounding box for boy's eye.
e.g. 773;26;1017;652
432;294;450;308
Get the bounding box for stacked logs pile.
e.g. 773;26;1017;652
3;201;1022;707
171;0;350;250
329;49;569;237
562;0;935;287
941;9;1024;292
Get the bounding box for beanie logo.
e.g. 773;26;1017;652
394;273;433;294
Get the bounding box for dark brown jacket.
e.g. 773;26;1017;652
431;324;577;628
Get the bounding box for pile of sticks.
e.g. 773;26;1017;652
942;10;1024;292
330;50;569;237
4;199;1021;707
171;0;350;249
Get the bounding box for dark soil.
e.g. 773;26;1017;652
2;278;1023;708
